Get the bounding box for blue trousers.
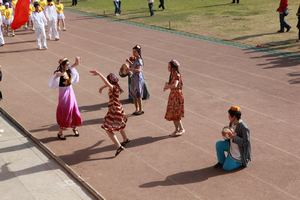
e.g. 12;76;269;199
216;140;242;171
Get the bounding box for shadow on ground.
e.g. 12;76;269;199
140;166;242;187
59;135;170;165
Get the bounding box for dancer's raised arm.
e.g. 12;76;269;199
90;70;113;90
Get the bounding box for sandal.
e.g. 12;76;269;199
57;133;66;140
134;111;145;116
121;139;130;147
115;146;125;157
132;111;139;115
169;130;178;137
73;129;79;137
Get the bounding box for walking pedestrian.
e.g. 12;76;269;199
31;2;47;49
0;10;4;47
113;0;121;15
277;0;291;33
147;0;154;16
158;0;164;10
296;4;300;41
56;0;66;31
44;0;59;40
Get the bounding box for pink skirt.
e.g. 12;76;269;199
56;86;82;128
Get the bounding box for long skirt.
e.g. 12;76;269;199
165;89;184;121
56;86;82;128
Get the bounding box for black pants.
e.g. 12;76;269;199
114;1;121;14
232;0;239;3
72;0;77;6
158;0;165;10
279;13;291;32
148;3;154;16
298;29;300;40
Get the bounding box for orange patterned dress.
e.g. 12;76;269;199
165;72;184;121
101;86;127;131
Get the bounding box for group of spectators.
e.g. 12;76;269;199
113;0;165;17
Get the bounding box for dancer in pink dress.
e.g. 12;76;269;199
49;57;82;140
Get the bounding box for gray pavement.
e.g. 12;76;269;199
0;112;95;200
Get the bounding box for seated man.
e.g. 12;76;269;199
214;106;251;171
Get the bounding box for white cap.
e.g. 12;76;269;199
4;2;9;6
0;0;3;4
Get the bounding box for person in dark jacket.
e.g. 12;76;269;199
277;0;291;33
296;4;300;41
214;106;251;171
232;0;239;4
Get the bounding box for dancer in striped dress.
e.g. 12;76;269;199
90;70;130;157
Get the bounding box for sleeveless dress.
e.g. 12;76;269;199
165;72;184;121
102;86;127;132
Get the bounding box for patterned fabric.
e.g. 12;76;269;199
129;58;144;98
102;86;127;131
165;72;184;121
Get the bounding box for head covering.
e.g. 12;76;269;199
229;105;241;112
0;0;3;5
133;44;141;50
4;2;9;6
107;73;119;85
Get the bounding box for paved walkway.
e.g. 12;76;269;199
1;10;300;200
0;112;95;200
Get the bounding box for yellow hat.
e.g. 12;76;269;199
229;105;241;112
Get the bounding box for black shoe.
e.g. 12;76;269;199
213;163;222;169
57;133;66;140
286;27;291;32
115;146;125;157
277;30;284;33
73;129;79;137
121;139;130;147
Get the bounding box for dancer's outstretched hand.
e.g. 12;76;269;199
89;70;99;76
75;56;80;65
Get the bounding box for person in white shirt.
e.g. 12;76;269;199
32;2;48;49
148;0;154;16
44;0;59;40
0;11;4;47
113;0;121;16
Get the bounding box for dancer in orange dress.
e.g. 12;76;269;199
90;69;130;157
163;59;185;137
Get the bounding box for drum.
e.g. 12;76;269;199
222;126;233;139
119;63;130;78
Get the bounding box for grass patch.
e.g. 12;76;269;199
66;0;300;54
